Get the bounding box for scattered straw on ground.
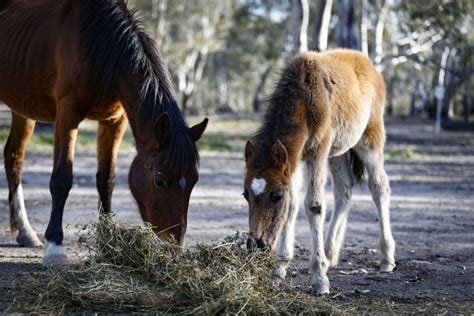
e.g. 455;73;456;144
17;217;335;314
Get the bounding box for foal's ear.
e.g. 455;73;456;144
271;140;288;168
190;118;209;142
245;140;255;162
154;112;171;147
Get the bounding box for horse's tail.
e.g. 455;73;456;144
349;149;365;186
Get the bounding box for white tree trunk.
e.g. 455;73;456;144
361;0;369;55
293;0;309;54
374;1;389;64
319;0;333;51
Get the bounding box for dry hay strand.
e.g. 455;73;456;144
24;216;336;315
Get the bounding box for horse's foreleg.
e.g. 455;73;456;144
273;163;303;282
304;145;331;295
4;113;42;247
96;115;127;214
43;103;83;266
325;154;353;267
356;144;396;272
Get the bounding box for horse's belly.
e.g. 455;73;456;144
329;111;371;157
0;93;57;122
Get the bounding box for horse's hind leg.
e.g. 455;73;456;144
96;115;127;214
355;140;396;272
43;100;83;265
4;113;43;247
325;153;353;267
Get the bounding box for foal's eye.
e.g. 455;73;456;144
154;175;167;188
242;189;249;201
270;192;284;204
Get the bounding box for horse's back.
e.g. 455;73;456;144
294;49;386;153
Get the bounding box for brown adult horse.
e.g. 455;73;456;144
244;49;396;294
0;0;208;265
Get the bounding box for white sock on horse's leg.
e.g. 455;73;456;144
43;242;69;266
11;184;43;247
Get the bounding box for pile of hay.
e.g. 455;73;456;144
24;217;334;314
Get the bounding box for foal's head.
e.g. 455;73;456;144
243;139;293;252
129;112;208;245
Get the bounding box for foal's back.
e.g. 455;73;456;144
298;49;386;155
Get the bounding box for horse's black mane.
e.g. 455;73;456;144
80;0;198;176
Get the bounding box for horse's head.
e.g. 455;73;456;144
243;139;292;252
129;113;208;244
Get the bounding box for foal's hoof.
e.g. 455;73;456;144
16;230;43;248
43;243;69;266
311;276;330;295
380;261;396;272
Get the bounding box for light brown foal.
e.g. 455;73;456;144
244;49;396;294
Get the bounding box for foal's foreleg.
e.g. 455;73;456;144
325;154;353;267
43;103;83;265
273;163;303;282
4;113;42;247
96;115;127;214
304;147;331;294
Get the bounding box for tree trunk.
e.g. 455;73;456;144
337;0;360;49
252;65;272;113
293;0;309;54
318;0;333;51
151;0;167;46
360;0;369;55
374;0;389;65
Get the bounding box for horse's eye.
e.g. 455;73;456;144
270;191;283;204
242;189;249;201
154;175;167;188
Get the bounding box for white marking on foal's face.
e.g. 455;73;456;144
179;176;186;189
251;178;266;196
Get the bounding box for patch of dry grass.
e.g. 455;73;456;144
19;217;335;314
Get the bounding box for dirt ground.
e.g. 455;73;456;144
0;115;473;313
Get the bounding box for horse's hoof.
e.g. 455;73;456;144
311;275;330;295
16;230;43;248
43;243;69;266
380;261;396;272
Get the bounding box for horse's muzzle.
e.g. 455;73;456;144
247;236;268;251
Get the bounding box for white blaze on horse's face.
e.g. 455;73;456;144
251;177;266;196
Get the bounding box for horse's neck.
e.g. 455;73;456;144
118;77;149;147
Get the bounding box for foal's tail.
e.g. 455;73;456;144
349;149;365;186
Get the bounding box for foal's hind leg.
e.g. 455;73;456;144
355;142;396;272
325;154;353;267
96;115;127;214
43;101;84;265
4;113;42;247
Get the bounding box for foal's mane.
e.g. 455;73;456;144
251;62;307;170
80;0;198;175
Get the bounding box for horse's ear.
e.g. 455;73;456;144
245;140;255;162
190;118;209;142
154;112;171;147
271;139;288;168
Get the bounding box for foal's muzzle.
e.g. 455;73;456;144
246;236;268;251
